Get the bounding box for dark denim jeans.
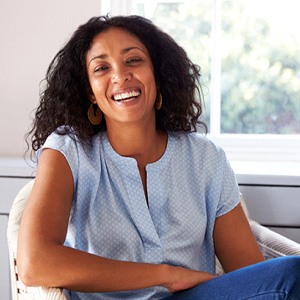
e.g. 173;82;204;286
166;256;300;299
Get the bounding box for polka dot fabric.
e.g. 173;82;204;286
38;129;241;299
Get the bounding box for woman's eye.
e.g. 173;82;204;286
126;57;142;64
94;65;108;73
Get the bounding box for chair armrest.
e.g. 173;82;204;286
16;285;67;300
36;286;67;300
14;274;67;300
7;179;67;300
13;279;67;300
249;220;300;259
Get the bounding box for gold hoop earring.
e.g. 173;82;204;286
87;104;102;125
156;92;163;110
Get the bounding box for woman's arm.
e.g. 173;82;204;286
213;203;265;273
17;149;214;293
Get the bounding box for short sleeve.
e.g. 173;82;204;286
215;148;241;217
36;132;79;187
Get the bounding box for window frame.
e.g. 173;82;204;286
101;0;300;164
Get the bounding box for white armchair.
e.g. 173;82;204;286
7;180;300;299
7;180;67;300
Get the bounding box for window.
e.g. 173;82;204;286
103;0;300;163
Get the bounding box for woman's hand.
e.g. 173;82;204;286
163;265;216;293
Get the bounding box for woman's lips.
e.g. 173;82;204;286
112;89;141;102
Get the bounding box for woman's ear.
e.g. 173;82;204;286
89;94;97;104
87;85;97;104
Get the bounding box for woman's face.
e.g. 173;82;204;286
86;27;157;127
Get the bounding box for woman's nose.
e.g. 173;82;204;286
112;65;132;84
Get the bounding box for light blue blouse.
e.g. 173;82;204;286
38;130;240;300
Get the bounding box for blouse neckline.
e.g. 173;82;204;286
101;131;175;172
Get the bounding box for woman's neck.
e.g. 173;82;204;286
106;123;167;169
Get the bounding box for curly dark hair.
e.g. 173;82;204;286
28;15;207;152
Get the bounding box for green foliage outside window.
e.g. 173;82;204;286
145;0;300;134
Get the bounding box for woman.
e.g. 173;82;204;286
18;15;300;299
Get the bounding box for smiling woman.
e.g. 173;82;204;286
17;15;300;300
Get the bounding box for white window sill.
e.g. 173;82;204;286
208;134;300;185
209;134;300;162
0;157;35;177
231;161;300;186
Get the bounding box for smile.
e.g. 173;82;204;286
113;90;141;102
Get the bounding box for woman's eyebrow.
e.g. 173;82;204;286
121;46;146;54
88;54;107;65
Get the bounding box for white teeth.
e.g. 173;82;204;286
114;90;140;101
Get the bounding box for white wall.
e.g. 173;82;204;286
0;0;101;158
